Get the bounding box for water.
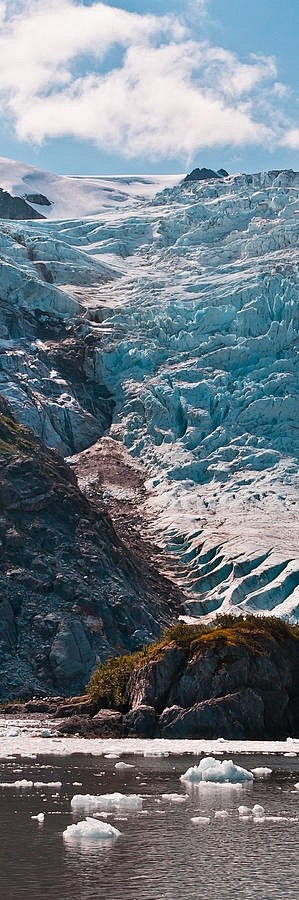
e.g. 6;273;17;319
0;753;298;900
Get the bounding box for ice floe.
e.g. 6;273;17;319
63;817;121;842
181;757;253;785
251;767;272;778
71;792;143;812
191;816;211;825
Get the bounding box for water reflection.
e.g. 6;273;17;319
0;754;298;900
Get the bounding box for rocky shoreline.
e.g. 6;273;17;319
3;619;298;741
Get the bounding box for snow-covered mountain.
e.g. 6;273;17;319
0;161;298;624
0;156;180;219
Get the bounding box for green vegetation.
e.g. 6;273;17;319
87;614;299;711
0;413;33;456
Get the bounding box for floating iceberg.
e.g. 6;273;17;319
181;756;253;785
191;816;211;825
251;767;272;778
0;779;33;788
63;817;121;842
33;781;62;789
31;813;45;823
71;792;142;812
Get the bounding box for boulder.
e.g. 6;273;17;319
123;705;158;737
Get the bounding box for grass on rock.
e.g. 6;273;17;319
87;614;299;711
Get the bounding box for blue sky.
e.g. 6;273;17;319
0;0;298;175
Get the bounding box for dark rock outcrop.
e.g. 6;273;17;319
116;622;299;739
183;167;228;185
123;704;158;737
0;188;45;219
159;689;265;739
23;193;52;207
127;643;185;712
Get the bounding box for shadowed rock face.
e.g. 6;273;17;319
0;405;183;700
49;621;299;740
0;188;45;219
124;630;299;738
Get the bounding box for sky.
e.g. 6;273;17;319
0;0;298;175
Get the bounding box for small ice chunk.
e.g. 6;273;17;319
31;813;45;823
215;810;229;819
181;757;253;785
73;782;82;787
104;754;120;760
162;793;187;803
71;793;142;812
114;762;134;770
34;782;62;789
251;767;272;778
238;806;252;817
63;817;121;842
294;783;299;791
0;780;33;788
284;752;297;758
252;804;265;818
191;816;210;825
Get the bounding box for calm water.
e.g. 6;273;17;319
0;752;298;900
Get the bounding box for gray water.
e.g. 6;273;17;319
0;753;298;900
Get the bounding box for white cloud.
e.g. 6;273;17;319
0;0;295;159
282;128;299;149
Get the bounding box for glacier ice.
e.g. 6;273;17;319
0;167;298;617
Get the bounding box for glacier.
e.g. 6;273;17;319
0;164;298;620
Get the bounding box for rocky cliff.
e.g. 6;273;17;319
0;402;183;699
70;618;299;739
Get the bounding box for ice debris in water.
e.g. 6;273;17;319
181;757;253;785
114;762;134;770
0;780;33;788
251;767;272;778
215;810;229;819
238;805;265;819
31;813;45;823
71;793;143;812
63;817;121;842
162;793;187;803
34;782;62;789
294;783;299;791
191;816;211;825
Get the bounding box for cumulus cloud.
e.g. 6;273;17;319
0;0;295;159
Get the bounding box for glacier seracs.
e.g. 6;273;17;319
0;167;298;619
